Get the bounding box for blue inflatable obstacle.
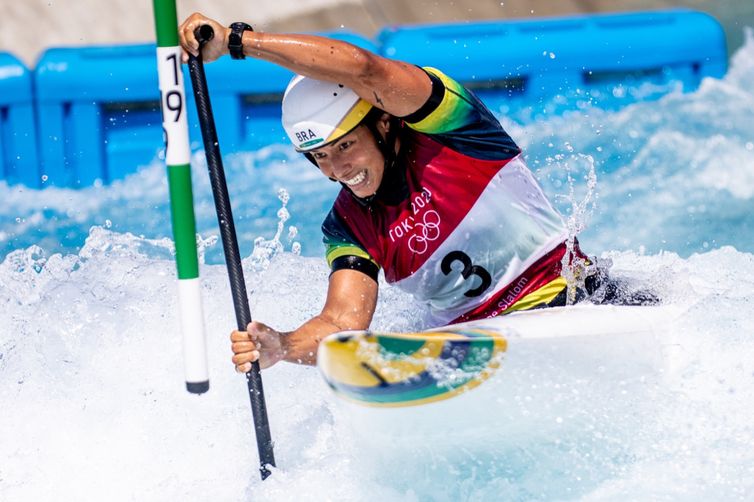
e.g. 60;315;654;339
0;9;729;188
34;44;162;187
378;9;727;111
0;53;39;187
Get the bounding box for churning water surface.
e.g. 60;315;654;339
1;29;754;502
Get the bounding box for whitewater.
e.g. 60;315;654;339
2;31;754;502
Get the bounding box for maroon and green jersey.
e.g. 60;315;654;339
322;67;573;324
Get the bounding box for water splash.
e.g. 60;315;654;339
553;152;599;302
2;25;754;502
248;188;302;271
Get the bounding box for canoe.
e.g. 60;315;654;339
318;304;677;451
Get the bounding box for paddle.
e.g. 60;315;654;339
187;24;276;480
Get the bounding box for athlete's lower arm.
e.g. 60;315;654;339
281;269;379;365
279;314;355;365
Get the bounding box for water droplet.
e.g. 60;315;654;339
277;188;290;205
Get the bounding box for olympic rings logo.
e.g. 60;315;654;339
407;210;442;255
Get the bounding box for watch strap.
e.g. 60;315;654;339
228;22;253;60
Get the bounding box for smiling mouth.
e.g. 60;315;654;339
343;170;366;187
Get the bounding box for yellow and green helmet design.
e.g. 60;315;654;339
281;75;373;152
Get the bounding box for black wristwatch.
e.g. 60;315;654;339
228;22;253;60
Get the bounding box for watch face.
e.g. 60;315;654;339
231;22;252;33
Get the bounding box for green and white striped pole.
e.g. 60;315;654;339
153;0;209;394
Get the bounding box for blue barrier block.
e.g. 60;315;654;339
377;10;727;101
18;12;729;189
34;44;161;187
0;53;40;187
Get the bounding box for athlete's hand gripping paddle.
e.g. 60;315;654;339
187;24;276;480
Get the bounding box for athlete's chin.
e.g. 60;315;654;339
352;188;377;198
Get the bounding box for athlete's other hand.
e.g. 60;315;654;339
231;321;286;372
178;12;230;63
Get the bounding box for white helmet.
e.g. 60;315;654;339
281;75;373;152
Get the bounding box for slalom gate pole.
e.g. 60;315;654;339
187;25;276;480
152;0;209;395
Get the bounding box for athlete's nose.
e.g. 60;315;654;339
330;158;351;180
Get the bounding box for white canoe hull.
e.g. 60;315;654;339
320;305;678;452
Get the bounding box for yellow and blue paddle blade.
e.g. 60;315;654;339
317;328;507;407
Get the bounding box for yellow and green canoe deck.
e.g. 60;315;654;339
318;305;677;409
317;327;507;407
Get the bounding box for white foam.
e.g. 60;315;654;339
1;224;754;500
2;25;754;502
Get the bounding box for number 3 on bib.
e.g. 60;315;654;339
440;251;492;297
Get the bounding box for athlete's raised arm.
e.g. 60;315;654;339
178;13;433;118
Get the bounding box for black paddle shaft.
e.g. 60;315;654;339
187;24;275;480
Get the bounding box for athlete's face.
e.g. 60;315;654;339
309;120;388;199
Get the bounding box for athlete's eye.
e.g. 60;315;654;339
338;141;354;152
311;151;327;160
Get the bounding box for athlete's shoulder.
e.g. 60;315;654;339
399;67;520;161
399;67;474;134
321;200;380;280
322;196;356;242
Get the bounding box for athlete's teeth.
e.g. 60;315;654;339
344;171;366;186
